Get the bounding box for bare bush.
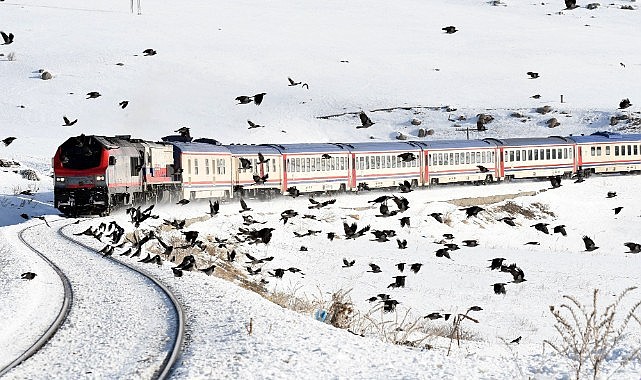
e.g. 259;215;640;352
544;287;641;380
7;52;16;61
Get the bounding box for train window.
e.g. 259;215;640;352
286;159;290;172
436;153;441;165
516;150;522;161
385;155;390;168
393;155;398;168
475;152;480;163
194;159;199;175
533;150;538;160
454;153;459;165
315;158;320;171
605;146;610;156
491;151;495;163
591;147;596;156
628;145;632;155
187;159;191;174
557;149;562;160
551;149;556;160
370;156;375;169
544;149;549;160
521;150;525;161
463;152;468;164
374;156;380;169
205;159;210;175
596;147;602;156
615;146;619;156
634;145;638;155
527;150;532;161
469;152;474;164
443;154;448;165
621;146;626;156
329;158;334;171
509;151;515;162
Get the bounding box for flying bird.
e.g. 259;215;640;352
236;95;253;104
142;48;157;56
253;173;268;184
400;216;410;228
532;222;550;234
510;336;522;344
410;263;422;273
397;152;416;162
396;262;405;272
553;225;567;236
342;258;355;268
247;120;265;129
21;272;37;280
239;198;252;213
499;216;517;227
613;206;623;215
526;71;539;79
286;186;301;197
357;112;375;128
176;199;190;205
287;77;301;86
397;239;407;249
429;212;443;223
477;165;489;173
1;31;14;45
2;137;17;146
461;206;484;218
442;26;457;34
119;100;129;109
321;154;331;159
493;283;507;295
623;242;641;253
86;91;101;99
253;93;266;105
582;235;599;251
565;0;577;9
367;263;382;273
62;116;77;126
488;258;505;271
398;180;413;193
239;157;252;170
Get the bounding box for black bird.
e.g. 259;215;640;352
525;241;540;246
247;120;265;129
531;94;541;99
429;212;444;223
526;71;539;79
2;137;17;146
236;95;253;104
396;262;406;272
21;272;36;280
182;231;199;246
623;242;641;253
270;268;286;278
253;173;268;185
86;91;101;99
613;207;623;215
550;175;562;189
510;336;522;344
327;232;337;241
391;196;410;212
582;235;599;251
606;191;617;198
397;239;407;250
239;198;252;212
435;247;451;259
227;250;236;262
505;264;526;283
410;263;422;274
286;186;301;197
142;48;157;56
280;209;298;224
357;182;371;191
462;239;479;247
208;200;219;216
564;0;577;9
367;263;382;273
488;258;505;271
382;299;399;313
553;225;567;236
369;195;393;204
532;222;550;234
172;267;183;277
343;222;370;239
253;93;266;105
257;152;269;164
246;267;261;275
442;26;457;34
357;111;375;128
389;275;406;288
99;244;114;256
619;98;632;109
398;180;413;193
308;198;336;209
62;116;78;126
493;283;507;295
477;165;489;173
174;127;190;138
424;312;445;320
443;233;454;240
321;154;332;159
177;199;190;205
444;243;460;251
461;206;484;218
199;265;216;276
1;31;14;45
287;77;301;86
119;100;129;109
342;258;355;268
239;157;252;170
398;152;416;162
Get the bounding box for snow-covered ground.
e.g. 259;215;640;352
1;0;641;378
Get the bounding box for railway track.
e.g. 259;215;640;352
1;221;185;379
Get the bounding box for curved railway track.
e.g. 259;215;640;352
0;223;74;378
1;221;185;379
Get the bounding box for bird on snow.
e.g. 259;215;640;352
488;258;505;271
86;91;101;99
119;100;129;109
623;242;641;253
619;98;632;109
21;272;37;280
461;206;484;218
526;71;539;79
62;116;78;126
208;200;219;216
367;263;382;273
1;31;14;45
550;175;562;189
606;191;617;198
493;283;507;295
398;180;413;193
176;199;190;205
397;239;407;250
342;258;355;268
357;111;375;128
462;239;479;247
429;212;444;223
510;336;522;344
564;0;578;9
400;216;410;228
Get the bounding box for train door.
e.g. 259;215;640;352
498;147;505;179
349;153;357;189
423;150;430;186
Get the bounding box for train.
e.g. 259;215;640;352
53;131;641;215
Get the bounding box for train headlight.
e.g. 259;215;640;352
56;177;65;182
96;175;105;181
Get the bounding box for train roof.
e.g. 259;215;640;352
263;143;352;154
410;139;496;150
224;144;282;155
566;131;641;144
169;141;231;154
484;136;574;147
341;141;419;153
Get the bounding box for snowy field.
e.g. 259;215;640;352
1;0;641;378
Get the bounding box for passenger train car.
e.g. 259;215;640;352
53;132;641;215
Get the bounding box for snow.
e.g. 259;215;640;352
1;0;641;378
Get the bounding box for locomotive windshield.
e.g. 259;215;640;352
59;135;103;170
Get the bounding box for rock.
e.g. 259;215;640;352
426;129;435;136
411;118;422;126
510;112;524;118
476;113;494;131
546;118;560;128
610;116;619;126
396;133;408;140
586;3;600;10
418;128;427;138
536;105;553;114
41;71;53;80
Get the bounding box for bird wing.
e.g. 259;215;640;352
240;198;248;210
0;31;8;43
359;112;370;125
247;120;256;127
288;77;296;85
